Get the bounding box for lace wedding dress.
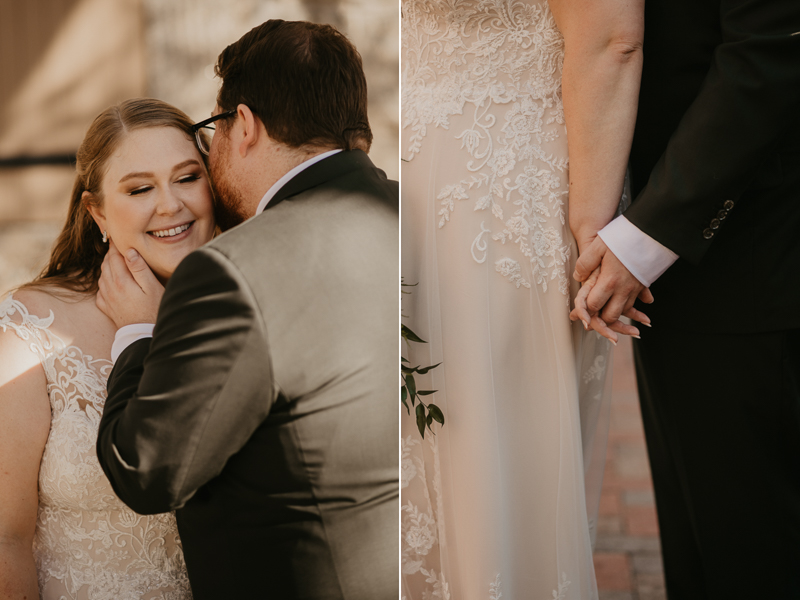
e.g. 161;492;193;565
401;1;613;598
0;294;192;600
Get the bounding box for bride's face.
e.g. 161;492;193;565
90;127;216;283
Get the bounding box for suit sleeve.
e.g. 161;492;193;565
624;0;800;264
96;247;275;514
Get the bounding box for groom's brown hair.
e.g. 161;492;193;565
214;20;372;152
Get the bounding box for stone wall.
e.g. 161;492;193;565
143;0;398;178
0;0;398;296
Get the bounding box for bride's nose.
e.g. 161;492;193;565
154;188;184;216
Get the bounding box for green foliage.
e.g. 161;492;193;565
402;280;444;439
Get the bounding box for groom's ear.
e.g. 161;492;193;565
236;104;261;158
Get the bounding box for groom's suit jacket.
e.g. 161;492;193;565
625;0;800;332
97;150;398;600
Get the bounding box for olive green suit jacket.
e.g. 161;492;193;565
97;150;398;600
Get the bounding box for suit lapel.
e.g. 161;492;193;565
264;149;376;211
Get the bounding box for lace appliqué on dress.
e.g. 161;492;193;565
0;295;191;600
402;0;572;296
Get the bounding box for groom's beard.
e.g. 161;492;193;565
210;140;249;232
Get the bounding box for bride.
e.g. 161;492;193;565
401;0;645;598
0;98;216;599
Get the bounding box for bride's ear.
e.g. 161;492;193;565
82;191;106;233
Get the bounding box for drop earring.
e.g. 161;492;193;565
102;230;108;243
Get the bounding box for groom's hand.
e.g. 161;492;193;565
574;236;654;325
96;241;164;329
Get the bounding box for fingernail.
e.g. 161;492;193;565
610;339;618;346
582;320;589;330
642;322;652;327
632;335;641;339
126;249;139;262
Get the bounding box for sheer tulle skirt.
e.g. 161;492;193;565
401;3;612;598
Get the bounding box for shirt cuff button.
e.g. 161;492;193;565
703;228;715;239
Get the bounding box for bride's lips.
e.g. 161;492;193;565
147;220;195;243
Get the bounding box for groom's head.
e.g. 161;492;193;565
207;20;372;229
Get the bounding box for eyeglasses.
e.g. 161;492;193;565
191;109;237;156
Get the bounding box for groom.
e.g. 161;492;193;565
95;20;398;600
574;1;800;597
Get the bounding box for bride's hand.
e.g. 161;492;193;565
570;267;650;344
96;241;164;329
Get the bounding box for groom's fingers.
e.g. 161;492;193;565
623;306;651;326
102;241;133;288
600;291;631;324
96;280;108;314
608;320;640;338
124;248;161;295
638;288;655;304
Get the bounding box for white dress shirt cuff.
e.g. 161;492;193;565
597;216;679;287
111;323;155;364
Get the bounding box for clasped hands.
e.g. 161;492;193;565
96;241;164;329
570;235;652;344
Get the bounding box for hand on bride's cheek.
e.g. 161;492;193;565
87;126;216;285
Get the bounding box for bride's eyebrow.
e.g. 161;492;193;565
118;160;201;184
171;159;202;173
119;171;154;183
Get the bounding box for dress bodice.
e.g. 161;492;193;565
0;294;191;600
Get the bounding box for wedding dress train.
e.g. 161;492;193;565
401;1;612;598
0;294;192;600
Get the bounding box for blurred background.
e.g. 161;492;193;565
0;0;398;296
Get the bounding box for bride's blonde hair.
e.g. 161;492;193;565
21;98;209;295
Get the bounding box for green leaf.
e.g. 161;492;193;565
401;364;418;374
428;403;445;425
426;412;433;426
415;404;426;439
401;387;409;414
416;362;442;375
417;390;436;396
402;324;427;344
405;374;417;401
401;357;409;363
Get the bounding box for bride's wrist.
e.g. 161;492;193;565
571;226;600;254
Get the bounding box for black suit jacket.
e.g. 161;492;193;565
97;151;399;600
626;0;800;332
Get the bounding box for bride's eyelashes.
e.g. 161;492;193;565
129;185;153;196
127;174;202;196
176;173;201;185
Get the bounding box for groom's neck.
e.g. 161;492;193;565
244;142;335;217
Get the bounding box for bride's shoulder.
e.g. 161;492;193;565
2;287;65;320
1;286;93;337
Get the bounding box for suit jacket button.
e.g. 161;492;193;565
717;210;727;220
703;228;715;239
723;199;735;210
710;218;720;229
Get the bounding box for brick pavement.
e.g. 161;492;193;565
594;336;666;600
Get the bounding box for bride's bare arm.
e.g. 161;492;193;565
0;329;51;599
548;0;644;253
